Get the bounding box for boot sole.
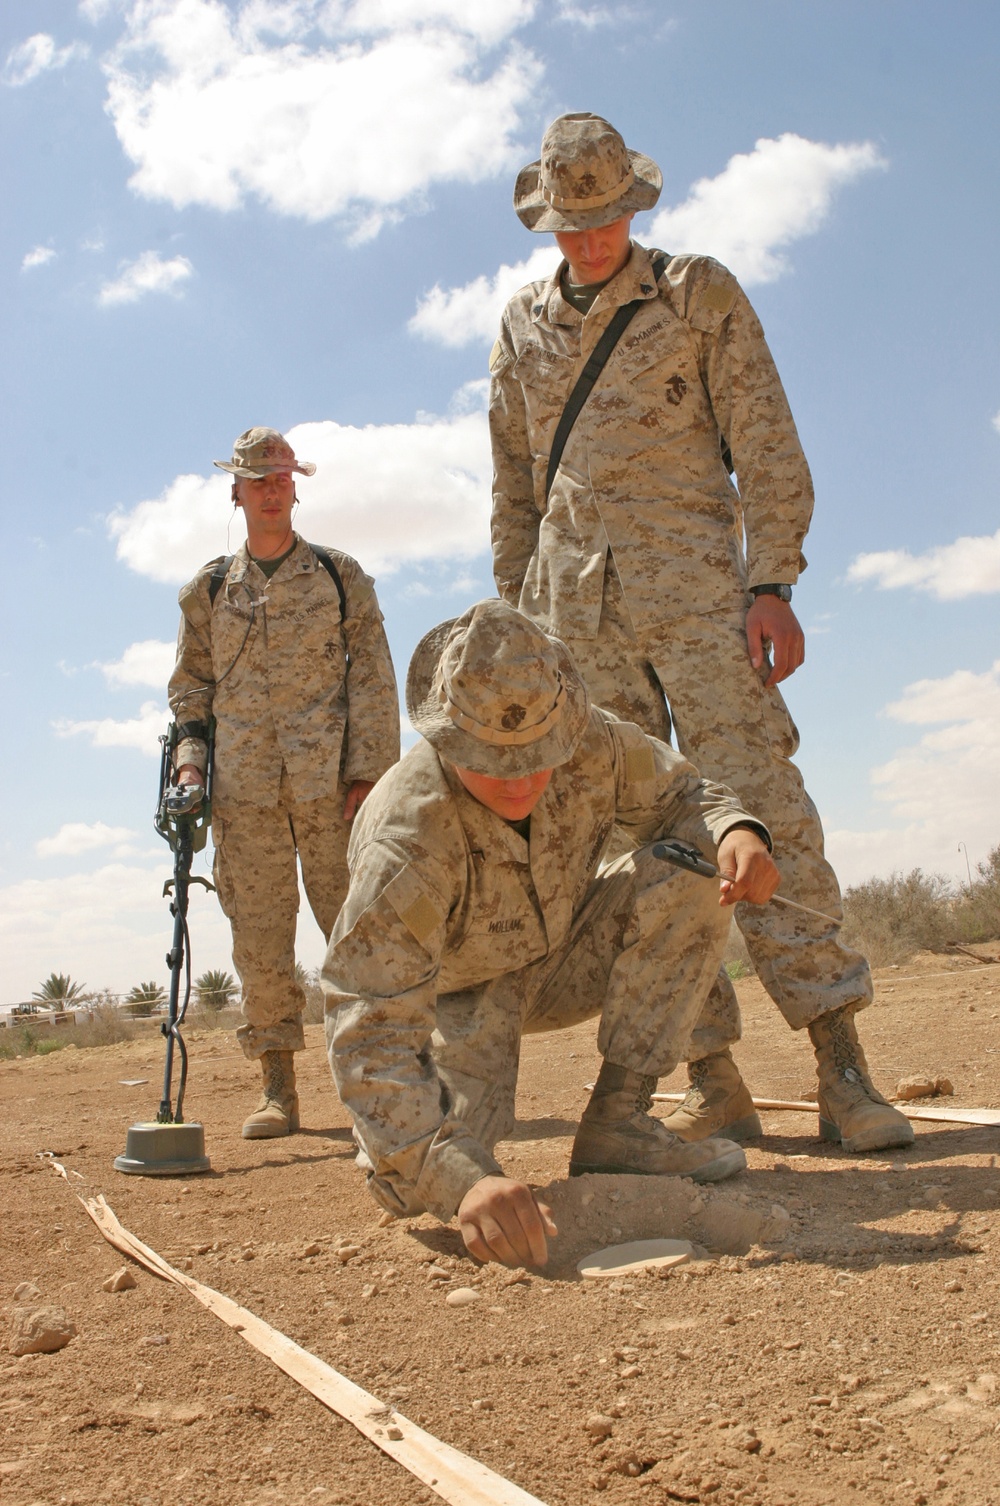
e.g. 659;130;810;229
718;1111;763;1144
665;1110;763;1144
819;1114;915;1153
242;1110;301;1140
569;1146;746;1183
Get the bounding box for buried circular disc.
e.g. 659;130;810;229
577;1238;696;1279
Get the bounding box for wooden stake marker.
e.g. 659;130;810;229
652;1093;1000;1127
80;1195;546;1506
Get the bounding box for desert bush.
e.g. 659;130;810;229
841;869;954;966
723;919;754;979
952;845;1000;943
298;964;326;1024
0;1023;51;1059
73;992;135;1049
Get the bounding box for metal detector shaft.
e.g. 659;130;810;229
159;822;193;1123
651;839;840;926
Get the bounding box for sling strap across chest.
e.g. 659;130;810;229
544;252;733;498
207;543;347;618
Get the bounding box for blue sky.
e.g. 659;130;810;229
2;0;998;1002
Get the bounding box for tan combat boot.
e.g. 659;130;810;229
570;1061;746;1183
808;1007;914;1153
663;1050;763;1143
242;1050;300;1139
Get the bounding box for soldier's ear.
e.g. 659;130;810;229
231;483;240;508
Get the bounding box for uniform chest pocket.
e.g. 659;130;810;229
513;346;575;412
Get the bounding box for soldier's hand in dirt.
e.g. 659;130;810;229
342;780;376;821
458;1175;558;1268
717;828;780;907
746;595;804;687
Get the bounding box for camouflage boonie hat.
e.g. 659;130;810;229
514;112;662;232
406;600;591;778
213;427;317;479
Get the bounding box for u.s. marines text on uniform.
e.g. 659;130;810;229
488;113;912;1154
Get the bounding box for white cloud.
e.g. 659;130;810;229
0;858;236;1002
648;133;886;286
96;639;177;688
846;528;1000;600
3;33;88;87
410;133;886;348
101;0;542;234
554;1;616;25
324;0;536;45
826;660;1000;886
54;700;167;756
98;250;194;305
36;822;138;859
21;245;57;271
109;407;492;583
410;244;560;348
992;410;1000;435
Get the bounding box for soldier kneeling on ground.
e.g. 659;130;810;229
322;600;779;1268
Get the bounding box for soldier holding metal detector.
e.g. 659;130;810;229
168;427;400;1139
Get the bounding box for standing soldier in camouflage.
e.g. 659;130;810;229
170;427;400;1139
488;113;912;1154
323;600;780;1267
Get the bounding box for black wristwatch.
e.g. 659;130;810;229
750;583;793;603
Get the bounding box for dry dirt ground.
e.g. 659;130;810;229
2;947;999;1506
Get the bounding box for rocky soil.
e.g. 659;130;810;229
2;947;999;1506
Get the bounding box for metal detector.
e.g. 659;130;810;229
115;721;217;1176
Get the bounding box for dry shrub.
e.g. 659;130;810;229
300;968;326;1025
72;993;135;1049
952;846;1000;943
841;865;988;967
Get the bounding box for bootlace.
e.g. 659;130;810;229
682;1058;710;1103
827;1012;860;1079
636;1075;656;1114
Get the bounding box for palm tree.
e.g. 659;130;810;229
31;973;87;1011
195;969;238;1012
124;981;167;1017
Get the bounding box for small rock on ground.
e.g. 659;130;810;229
9;1305;77;1356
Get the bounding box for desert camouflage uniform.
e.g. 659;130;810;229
170;534;399;1058
323;708;768;1221
489;242;870;1041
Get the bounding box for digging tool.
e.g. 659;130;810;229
651;839;841;925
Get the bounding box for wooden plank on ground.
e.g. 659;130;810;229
652;1092;1000;1126
80;1195;547;1506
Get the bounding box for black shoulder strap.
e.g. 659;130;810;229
208;555;234;607
545;253;669;502
308;544;347;620
207;545;346;619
